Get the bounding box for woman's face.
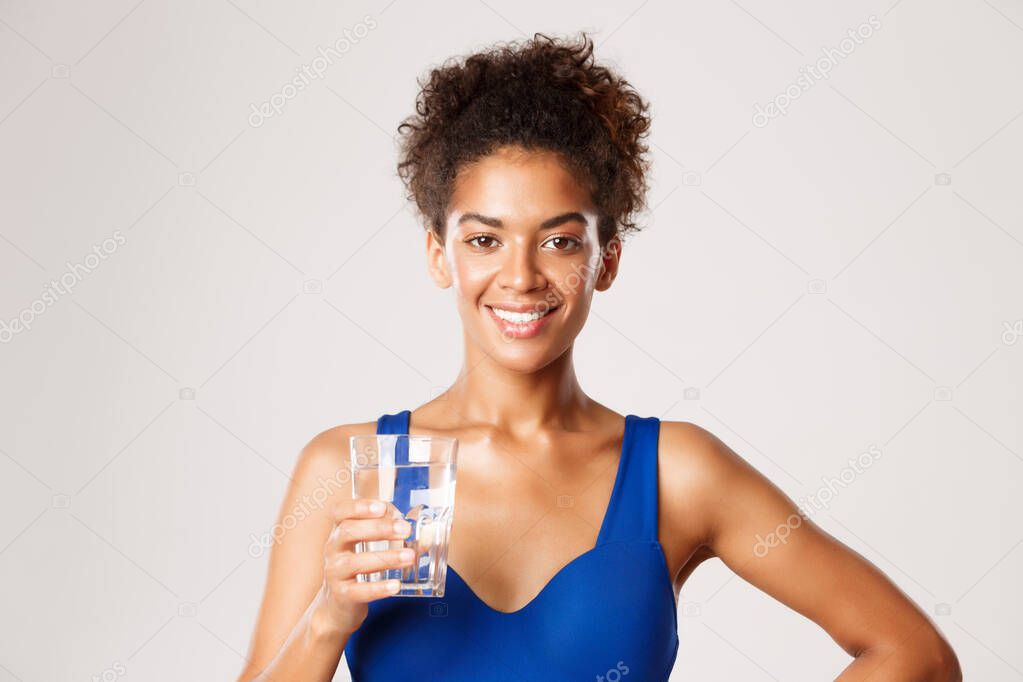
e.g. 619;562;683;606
426;145;621;372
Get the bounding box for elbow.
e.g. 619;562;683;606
236;666;262;682
860;631;962;681
921;635;962;682
935;644;962;682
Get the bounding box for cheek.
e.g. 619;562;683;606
554;253;600;299
446;253;493;298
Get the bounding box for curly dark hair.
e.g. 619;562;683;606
395;31;653;247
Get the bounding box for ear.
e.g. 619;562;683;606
425;227;453;288
594;235;622;292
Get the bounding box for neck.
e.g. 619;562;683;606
441;342;593;434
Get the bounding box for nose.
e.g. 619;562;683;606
496;241;546;292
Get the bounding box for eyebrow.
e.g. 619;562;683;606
456;211;588;230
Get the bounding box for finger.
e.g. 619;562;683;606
331;498;389;524
331;577;403;603
378;500;405;521
327;516;413;552
326;547;416;581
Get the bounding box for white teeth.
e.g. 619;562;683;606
489;306;553;323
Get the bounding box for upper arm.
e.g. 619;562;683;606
659;421;954;664
236;424;360;679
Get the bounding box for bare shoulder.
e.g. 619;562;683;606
657;420;761;481
656;420;779;546
289;419;379;482
267;419;383;547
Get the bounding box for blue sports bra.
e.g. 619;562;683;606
343;410;679;680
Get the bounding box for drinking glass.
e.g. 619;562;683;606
349;433;458;597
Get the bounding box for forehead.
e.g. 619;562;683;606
449;146;594;214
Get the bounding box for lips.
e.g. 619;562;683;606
484;302;560;313
484;303;560;339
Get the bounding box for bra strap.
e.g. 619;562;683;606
373;410;424;513
598;415;661;545
376;410;411;435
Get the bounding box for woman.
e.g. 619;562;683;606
237;32;961;681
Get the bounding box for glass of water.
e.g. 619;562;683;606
349;433;458;597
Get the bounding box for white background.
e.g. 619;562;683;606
1;0;1021;679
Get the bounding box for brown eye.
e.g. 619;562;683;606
545;236;581;251
467;235;498;249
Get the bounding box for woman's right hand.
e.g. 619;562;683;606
315;498;414;637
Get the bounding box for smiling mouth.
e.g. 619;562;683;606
485;304;560;323
483;303;561;339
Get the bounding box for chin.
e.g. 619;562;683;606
488;331;575;372
491;351;557;374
